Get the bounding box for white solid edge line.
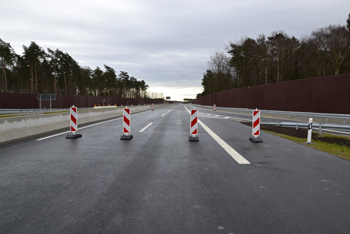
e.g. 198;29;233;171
36;118;121;141
140;122;153;132
161;113;166;116
36;131;71;141
185;106;250;165
37;111;152;141
36;110;155;141
198;119;250;165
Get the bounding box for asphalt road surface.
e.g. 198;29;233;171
1;104;350;234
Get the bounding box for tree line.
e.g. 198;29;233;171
0;40;155;99
199;13;350;97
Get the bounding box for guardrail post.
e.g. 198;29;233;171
319;124;322;135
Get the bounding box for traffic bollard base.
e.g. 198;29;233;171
121;135;133;140
66;134;82;139
189;135;199;141
304;142;313;144
249;136;263;143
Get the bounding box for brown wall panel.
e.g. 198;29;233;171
196;73;350;114
0;93;163;109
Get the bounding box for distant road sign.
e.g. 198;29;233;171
36;94;56;100
166;96;171;100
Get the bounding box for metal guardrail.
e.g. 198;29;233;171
263;122;350;135
194;104;350;123
0;108;69;114
197;105;350;120
193;104;350;135
0;105;152;115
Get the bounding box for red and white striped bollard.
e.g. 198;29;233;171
152;103;154;111
249;108;262;142
121;108;133;140
213;104;216;111
66;105;82;139
189;109;199;141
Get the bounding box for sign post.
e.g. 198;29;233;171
189;109;199;141
66;105;82;139
249;108;263;143
121;108;133;140
305;118;313;144
36;94;56;111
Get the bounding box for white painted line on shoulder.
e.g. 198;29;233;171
140;122;153;132
36;118;120;141
225;117;230;119
79;118;118;130
161;113;166;116
36;131;71;141
35;111;151;141
184;106;250;164
198;120;250;164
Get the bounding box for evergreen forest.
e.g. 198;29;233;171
0;41;152;99
199;13;350;97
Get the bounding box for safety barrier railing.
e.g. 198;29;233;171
0;108;69;114
263;122;350;135
194;104;350;124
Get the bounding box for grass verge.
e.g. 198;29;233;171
0;114;25;118
241;122;350;161
262;129;350;161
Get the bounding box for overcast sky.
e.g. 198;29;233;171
1;0;349;100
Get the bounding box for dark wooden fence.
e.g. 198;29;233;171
0;93;163;109
196;73;350;114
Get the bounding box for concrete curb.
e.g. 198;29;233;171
0;104;168;144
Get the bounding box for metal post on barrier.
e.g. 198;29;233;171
249;108;263;143
66;105;82;139
121;108;133;140
189;109;199;141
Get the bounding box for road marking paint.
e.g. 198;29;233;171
140;123;153;132
36;118;121;141
225;117;230;119
36;111;153;141
79;118;118;130
198;120;250;164
184;106;250;164
37;131;71;141
161;113;166;116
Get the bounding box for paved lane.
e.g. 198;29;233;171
1;104;350;234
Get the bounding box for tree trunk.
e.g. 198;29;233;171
30;60;34;93
1;60;8;92
63;71;67;95
53;66;57;95
35;59;38;94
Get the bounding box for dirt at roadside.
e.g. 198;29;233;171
241;122;350;148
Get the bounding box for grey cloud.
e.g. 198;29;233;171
1;0;349;100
